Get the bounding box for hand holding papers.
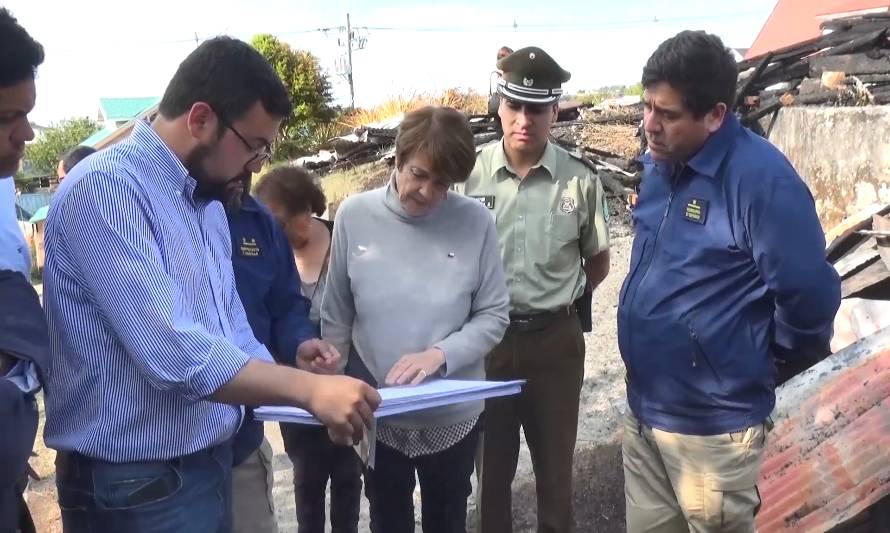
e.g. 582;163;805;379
257;379;524;468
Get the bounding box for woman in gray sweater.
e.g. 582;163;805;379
321;106;509;533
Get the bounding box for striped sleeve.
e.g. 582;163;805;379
58;171;251;401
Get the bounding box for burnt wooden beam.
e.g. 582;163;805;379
755;59;810;90
844;73;890;84
812;28;888;59
821;15;890;33
810;51;890;76
789;87;852;106
735;52;774;111
741;98;783;125
738;28;864;71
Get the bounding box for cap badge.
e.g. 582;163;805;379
523;77;534;87
529;52;536;59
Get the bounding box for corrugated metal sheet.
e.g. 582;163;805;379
15;192;52;222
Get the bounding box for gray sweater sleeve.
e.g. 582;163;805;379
319;208;354;369
434;214;509;376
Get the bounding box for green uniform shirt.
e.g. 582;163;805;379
460;140;609;314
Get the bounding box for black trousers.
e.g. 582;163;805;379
364;422;481;533
280;424;362;533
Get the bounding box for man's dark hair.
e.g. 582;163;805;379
159;36;293;125
642;30;737;118
254;165;327;217
61;146;97;174
0;8;45;88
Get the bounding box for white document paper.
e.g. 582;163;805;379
255;379;525;425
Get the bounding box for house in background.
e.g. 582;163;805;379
81;96;160;149
747;0;890;58
14;191;53;271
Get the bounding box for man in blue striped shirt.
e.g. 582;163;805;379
43;37;379;533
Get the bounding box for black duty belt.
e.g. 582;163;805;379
509;305;575;332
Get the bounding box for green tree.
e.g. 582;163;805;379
251;34;334;159
23;117;100;179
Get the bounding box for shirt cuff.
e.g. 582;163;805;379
2;359;40;394
184;341;253;402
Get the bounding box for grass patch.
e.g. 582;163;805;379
339;89;488;129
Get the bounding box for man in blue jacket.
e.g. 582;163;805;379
225;173;339;533
618;31;841;532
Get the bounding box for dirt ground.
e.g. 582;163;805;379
26;211;635;533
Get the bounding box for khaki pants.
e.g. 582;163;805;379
478;311;585;533
232;438;278;533
622;408;769;533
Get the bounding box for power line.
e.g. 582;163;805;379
361;11;765;33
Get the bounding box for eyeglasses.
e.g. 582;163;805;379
216;113;273;165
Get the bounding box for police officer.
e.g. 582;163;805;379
463;46;611;533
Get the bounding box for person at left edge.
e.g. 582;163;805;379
43;36;380;533
0;8;49;533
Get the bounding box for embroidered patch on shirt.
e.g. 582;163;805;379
470;195;495;209
239;237;261;257
683;198;708;225
559;196;576;214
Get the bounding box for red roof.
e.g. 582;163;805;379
746;0;890;59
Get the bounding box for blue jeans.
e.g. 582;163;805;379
55;444;233;533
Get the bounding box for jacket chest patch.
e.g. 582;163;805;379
683;198;708;225
239;237;261;257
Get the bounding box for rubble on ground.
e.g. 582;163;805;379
757;204;890;532
293;99;644;211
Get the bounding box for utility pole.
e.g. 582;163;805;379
346;13;355;109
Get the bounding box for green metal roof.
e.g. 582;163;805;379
28;205;49;224
80;126;117;147
99;97;160;121
15;192;52;222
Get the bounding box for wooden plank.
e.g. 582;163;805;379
810;52;890;77
821;15;890;33
826;203;890;261
756;59;810;89
814;29;888;59
741;98;782;126
841;258;890;298
844;73;890;84
734;53;773;111
834;237;878;278
873;215;890;272
793;87;852;106
738;27;871;71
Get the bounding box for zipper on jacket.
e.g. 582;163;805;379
624;167;682;390
627;189;675;309
690;327;699;367
627;164;682;308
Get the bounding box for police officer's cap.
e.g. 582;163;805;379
495;46;571;105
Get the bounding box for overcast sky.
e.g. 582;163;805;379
7;0;778;125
